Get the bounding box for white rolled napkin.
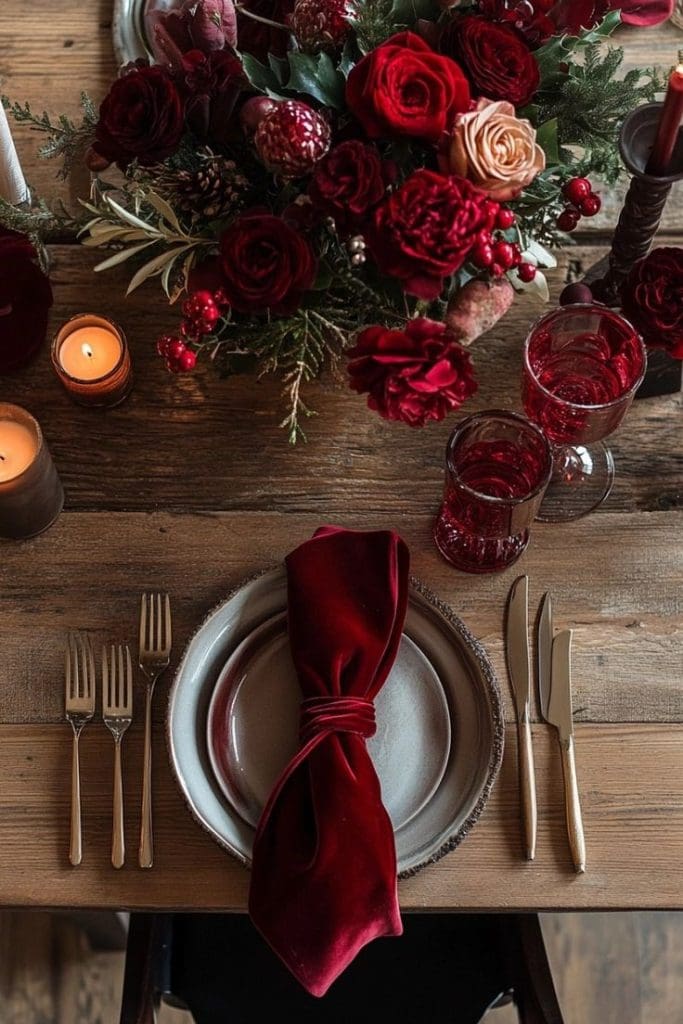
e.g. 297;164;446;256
0;103;30;206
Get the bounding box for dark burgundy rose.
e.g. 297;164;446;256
93;65;184;170
346;32;470;144
441;15;539;107
368;169;496;300
348;317;478;427
181;50;245;146
621;247;683;359
219;211;317;314
0;228;53;374
149;0;237;67
308;141;388;234
237;0;295;59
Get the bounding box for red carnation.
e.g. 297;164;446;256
348;318;478;427
0;228;53;374
308;140;389;233
368;169;496;300
621;247;683;359
93;65;184;170
181;49;245;147
440;15;539;107
219;211;317;314
346;32;470;144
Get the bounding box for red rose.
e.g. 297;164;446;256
181;50;245;147
93;65;184;170
346;32;470;144
440;15;539;107
219;212;317;314
368;169;496;300
308;140;389;233
0;228;53;374
621;247;683;359
348;317;477;427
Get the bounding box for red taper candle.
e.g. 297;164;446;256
647;55;683;175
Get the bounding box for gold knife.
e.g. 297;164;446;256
544;626;586;874
505;575;536;861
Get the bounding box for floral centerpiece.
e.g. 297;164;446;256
0;0;671;438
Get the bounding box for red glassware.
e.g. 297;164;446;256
433;410;552;574
522;304;646;522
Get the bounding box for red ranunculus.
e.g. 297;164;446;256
348;317;478;427
440;15;539;107
368;169;496;300
219;211;317;314
621;247;683;359
0;228;53;374
181;49;245;147
93;65;184;170
308;140;389;233
346;32;470;144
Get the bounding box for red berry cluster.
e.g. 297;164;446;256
471;206;536;282
557;178;601;233
156;335;197;374
155;289;228;374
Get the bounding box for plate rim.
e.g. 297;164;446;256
166;565;505;879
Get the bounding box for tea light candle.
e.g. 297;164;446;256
0;404;64;540
52;314;133;407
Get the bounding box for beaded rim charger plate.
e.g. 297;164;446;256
166;567;504;877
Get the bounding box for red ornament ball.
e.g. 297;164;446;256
579;193;602;217
557;208;580;232
254;100;331;177
559;282;594;306
562;177;592;205
289;0;356;52
517;262;537;283
495;207;516;231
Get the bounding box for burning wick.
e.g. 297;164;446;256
82;344;94;359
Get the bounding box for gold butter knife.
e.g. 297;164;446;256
505;575;536;861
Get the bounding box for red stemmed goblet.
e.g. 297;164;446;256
522;304;646;522
433;410;552;574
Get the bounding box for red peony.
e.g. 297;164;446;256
0;228;53;374
368;169;496;300
93;65;184;170
621;247;683;359
181;49;245;147
348;318;478;427
219;211;317;314
440;15;539;107
308;140;389;233
346;32;470;144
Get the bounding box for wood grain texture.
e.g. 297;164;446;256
0;245;680;515
0;722;680;911
0;511;681;726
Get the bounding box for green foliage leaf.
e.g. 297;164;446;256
534;10;622;83
390;0;439;25
536;118;560;165
240;53;282;94
285;52;345;109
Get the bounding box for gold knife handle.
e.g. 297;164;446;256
560;736;586;873
518;708;537;861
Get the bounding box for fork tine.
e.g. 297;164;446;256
164;594;171;653
118;644;124;706
88;638;96;701
125;646;132;712
102;644;109;711
155;593;161;652
65;643;72;702
140;593;148;655
71;634;80;698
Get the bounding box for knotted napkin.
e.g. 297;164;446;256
248;526;410;996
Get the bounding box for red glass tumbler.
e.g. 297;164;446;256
522;304;646;522
433;410;552;574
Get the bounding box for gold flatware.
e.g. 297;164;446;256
103;644;133;869
64;634;95;866
138;593;172;868
505;574;537;861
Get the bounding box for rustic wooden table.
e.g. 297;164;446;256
0;5;681;913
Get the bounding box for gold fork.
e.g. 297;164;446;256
65;634;95;866
138;593;172;868
103;644;133;869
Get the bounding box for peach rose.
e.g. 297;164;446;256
440;98;545;202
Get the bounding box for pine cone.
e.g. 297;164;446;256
254;100;331;178
289;0;356;52
175;157;247;219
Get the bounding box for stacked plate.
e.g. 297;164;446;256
167;568;504;876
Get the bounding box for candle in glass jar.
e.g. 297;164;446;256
0;404;64;539
52;314;133;407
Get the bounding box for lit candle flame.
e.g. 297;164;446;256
81;343;94;359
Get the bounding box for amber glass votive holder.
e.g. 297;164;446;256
0;403;64;540
52;314;133;407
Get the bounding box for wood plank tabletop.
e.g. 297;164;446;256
0;5;681;912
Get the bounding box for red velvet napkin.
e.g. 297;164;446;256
248;526;410;996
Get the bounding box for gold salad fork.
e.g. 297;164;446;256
65;634;95;866
103;644;133;869
138;593;172;868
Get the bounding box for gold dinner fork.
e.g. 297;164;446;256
65;633;95;866
138;593;172;868
103;644;133;869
